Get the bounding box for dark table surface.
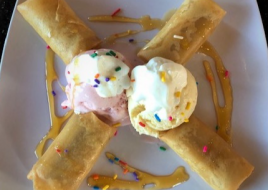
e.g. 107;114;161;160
0;0;268;60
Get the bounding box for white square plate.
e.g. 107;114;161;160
1;0;268;189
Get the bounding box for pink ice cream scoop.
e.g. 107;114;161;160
62;49;131;126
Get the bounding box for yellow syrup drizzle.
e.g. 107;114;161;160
35;48;73;158
199;41;233;145
89;15;164;31
88;15;165;43
105;30;139;44
88;152;189;190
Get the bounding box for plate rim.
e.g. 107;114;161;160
0;0;268;189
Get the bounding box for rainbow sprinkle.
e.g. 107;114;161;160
203;146;208;153
113;174;118;180
207;76;213;82
108;159;114;164
52;91;56;96
110;76;116;81
112;123;121;128
168;116;173;121
119;160;127;166
91;53;98;58
160;71;166;82
131;79;135;82
184;119;189;123
173;35;184;39
55;148;61;153
114;130;118;136
64;149;68;153
93;174;99;180
67;71;70;74
114;157;119;161
181;112;185;116
106;51;116;56
93;186;99;190
160;146;166;151
46;45;50;49
196;81;199;85
216;125;219;131
225;70;229;77
139;122;146;127
74;58;79;65
111;8;121;17
94;79;100;84
95;73;100;78
102;185;109;190
154;114;161;122
123;169;128;174
175;91;181;98
115;67;121;72
73;75;80;84
62;106;68;109
133;172;139;181
109;51;116;56
129;39;134;43
105;77;110;82
186;102;191;110
93;84;98;88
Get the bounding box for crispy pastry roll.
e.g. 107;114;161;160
128;58;253;190
28;112;116;190
159;116;254;190
137;0;226;65
17;0;101;64
27;112;116;190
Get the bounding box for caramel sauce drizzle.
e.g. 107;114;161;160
89;15;164;31
40;46;189;190
88;15;165;43
36;9;233;189
88;11;233;145
199;41;233;145
86;11;233;189
35;48;72;158
105;30;139;44
88;152;189;190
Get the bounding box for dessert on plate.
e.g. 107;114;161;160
17;0;254;189
28;49;131;190
137;0;226;65
17;0;130;188
17;0;101;64
127;57;253;190
127;57;198;137
27;112;114;190
61;49;131;126
18;0;132;189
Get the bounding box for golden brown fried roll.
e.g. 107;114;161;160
17;0;101;64
159;116;254;190
137;0;226;65
27;112;116;190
